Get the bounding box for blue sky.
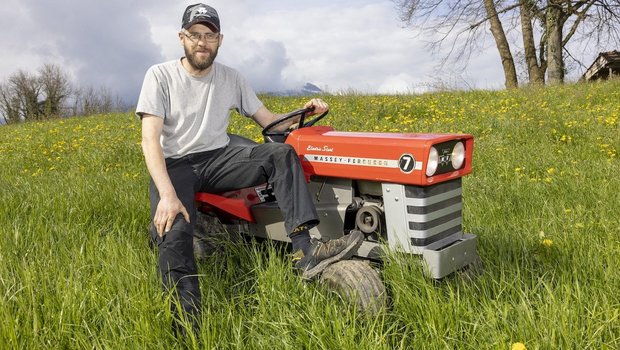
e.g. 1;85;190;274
0;0;599;104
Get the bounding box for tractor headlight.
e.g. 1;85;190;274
427;140;467;177
451;141;465;169
426;146;439;176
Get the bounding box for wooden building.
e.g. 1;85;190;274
582;50;620;81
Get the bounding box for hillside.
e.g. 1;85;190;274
0;80;618;348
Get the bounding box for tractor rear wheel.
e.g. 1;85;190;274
319;259;387;315
193;212;238;260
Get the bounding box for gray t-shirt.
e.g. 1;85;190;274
136;59;263;158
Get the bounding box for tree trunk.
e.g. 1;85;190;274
519;0;544;85
483;0;518;89
546;1;564;84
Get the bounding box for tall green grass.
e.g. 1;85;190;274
0;80;618;349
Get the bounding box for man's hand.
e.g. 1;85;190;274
287;98;329;131
304;98;329;116
253;98;330;131
154;194;190;237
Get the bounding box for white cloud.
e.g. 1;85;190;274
1;0;166;103
0;0;517;104
207;1;443;93
225;39;290;92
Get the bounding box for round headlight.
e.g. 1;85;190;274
426;147;439;176
451;141;465;169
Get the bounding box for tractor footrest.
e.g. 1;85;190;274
422;233;477;279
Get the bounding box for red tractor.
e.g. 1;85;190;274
193;108;480;312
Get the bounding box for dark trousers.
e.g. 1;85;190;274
149;142;319;326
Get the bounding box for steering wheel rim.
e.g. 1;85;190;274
261;107;328;137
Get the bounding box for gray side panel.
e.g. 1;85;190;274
250;177;353;241
383;179;464;254
381;183;412;253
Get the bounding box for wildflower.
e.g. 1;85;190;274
542;239;553;247
512;342;527;350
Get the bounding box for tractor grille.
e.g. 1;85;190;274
404;178;463;247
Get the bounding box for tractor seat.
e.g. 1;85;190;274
228;133;258;147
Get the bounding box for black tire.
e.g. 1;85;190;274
193;212;236;260
319;260;387;315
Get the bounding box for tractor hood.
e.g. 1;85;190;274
286;126;474;186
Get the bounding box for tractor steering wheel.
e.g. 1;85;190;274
261;107;328;142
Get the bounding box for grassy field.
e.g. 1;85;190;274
0;80;618;349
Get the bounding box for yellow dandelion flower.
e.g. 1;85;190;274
542;239;553;247
512;342;527;350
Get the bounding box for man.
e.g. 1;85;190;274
136;3;363;329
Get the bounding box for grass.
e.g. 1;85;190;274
0;80;619;349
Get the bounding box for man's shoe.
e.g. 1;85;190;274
293;230;364;280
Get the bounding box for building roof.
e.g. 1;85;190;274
583;50;620;81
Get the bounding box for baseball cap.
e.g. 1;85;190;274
182;3;220;32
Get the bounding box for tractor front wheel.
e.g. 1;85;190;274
319;259;387;315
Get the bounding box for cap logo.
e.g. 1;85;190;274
193;7;209;18
189;5;215;21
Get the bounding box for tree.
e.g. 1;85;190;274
484;0;519;88
73;85;120;116
394;0;620;87
0;65;71;122
8;70;42;121
0;83;21;123
38;63;71;117
520;0;546;84
0;64;123;122
541;1;620;84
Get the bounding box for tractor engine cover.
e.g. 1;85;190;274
286;126;473;186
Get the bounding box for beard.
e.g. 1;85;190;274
184;44;219;71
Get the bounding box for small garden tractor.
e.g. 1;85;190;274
193;108;479;312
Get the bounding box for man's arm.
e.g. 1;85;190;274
141;114;190;236
252;98;329;130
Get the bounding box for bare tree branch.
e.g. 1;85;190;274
394;0;620;86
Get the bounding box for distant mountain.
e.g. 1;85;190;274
267;83;325;96
299;83;323;95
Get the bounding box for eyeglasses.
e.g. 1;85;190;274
183;30;220;43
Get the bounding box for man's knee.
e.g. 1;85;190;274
263;142;294;154
273;143;299;162
253;142;297;163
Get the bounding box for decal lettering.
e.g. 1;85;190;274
304;154;421;170
306;145;334;152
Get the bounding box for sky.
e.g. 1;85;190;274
0;0;600;105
